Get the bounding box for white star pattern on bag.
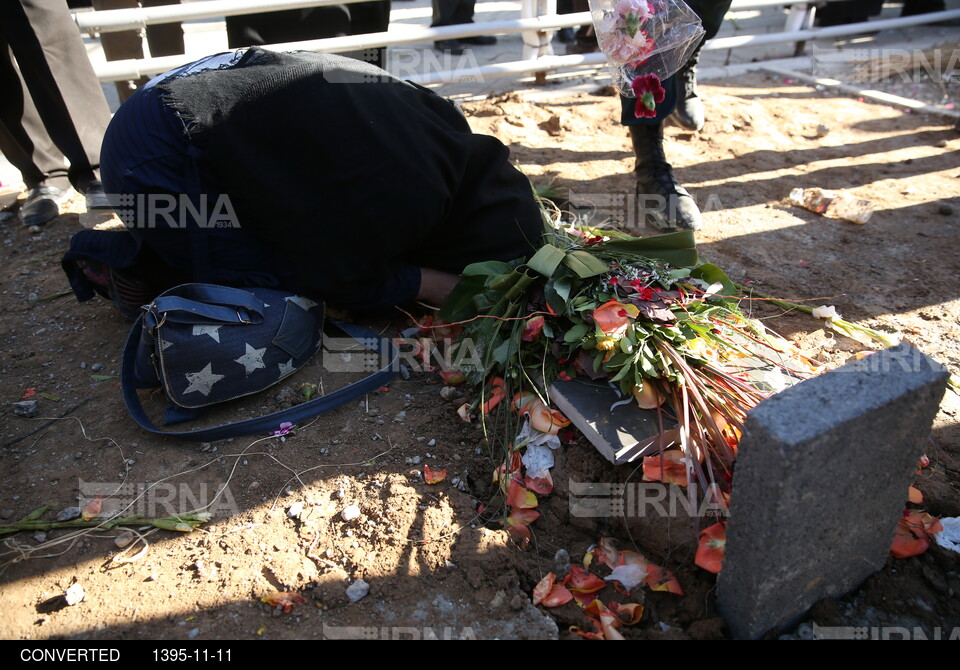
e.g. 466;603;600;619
284;295;318;311
183;363;226;396
278;358;295;377
192;325;222;343
235;342;267;375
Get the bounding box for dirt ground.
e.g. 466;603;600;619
1;71;959;641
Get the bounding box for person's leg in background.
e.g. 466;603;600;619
346;0;391;70
93;0;184;103
0;41;75;225
621;0;731;230
432;0;496;55
142;0;184;59
0;0;112;224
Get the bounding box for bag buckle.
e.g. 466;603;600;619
236;308;252;325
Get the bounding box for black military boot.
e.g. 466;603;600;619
670;46;704;132
630;123;701;231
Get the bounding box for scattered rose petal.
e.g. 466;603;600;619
541;584;574;607
908;486;923;505
532;572;556;606
645;564;683;596
261;592;307;613
524;472;554;495
439;369;466;385
695;522;727;574
482;377;506;414
642;450;688;486
81;496;102;521
423;464;446;485
506;478;538;509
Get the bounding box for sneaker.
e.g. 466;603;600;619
460;35;497;46
434;39;465;55
19;185;74;227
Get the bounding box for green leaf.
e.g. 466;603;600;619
619;337;634;354
438;274;487;322
564;323;590;343
601;230;699;267
38;392;60;401
18;506;51;523
461;260;514;277
552;275;572;302
542;322;554;339
691;264;739;303
562;250;608;278
610;363;632;382
526;245;567;278
491;338;515;366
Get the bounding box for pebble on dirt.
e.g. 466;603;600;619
346;579;369;603
13;400;38;418
341;505;361;522
287;502;304;519
56;506;80;522
64;583;84;606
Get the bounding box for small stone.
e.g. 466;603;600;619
553;549;571;577
187;628;200;639
393;411;407;422
33;531;47;543
64;583;85;606
90;363;103;372
79;362;87;369
145;574;158;582
346;578;369;603
13;401;39;418
815;123;830;137
440;386;457;402
200;442;213;452
936;139;948;148
114;531;134;549
28;226;42;235
509;594;523;610
287;502;304;519
405;455;421;465
0;509;13;520
341;505;361;522
939;204;953;216
56;506;81;522
427;439;437;447
796;622;814;640
248;481;259;490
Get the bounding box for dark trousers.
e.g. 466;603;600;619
432;0;476;27
621;0;732;126
225;3;391;69
0;0;112;191
92;0;185;103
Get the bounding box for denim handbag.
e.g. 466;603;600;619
121;283;396;440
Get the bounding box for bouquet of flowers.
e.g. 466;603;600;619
426;200;906;558
589;0;705;102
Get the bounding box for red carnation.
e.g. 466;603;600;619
631;73;665;119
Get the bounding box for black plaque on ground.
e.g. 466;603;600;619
551;352;802;465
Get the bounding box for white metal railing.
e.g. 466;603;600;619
76;1;960;85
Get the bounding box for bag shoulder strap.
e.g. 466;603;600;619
121;318;397;441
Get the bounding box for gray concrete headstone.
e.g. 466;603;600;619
717;343;949;639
